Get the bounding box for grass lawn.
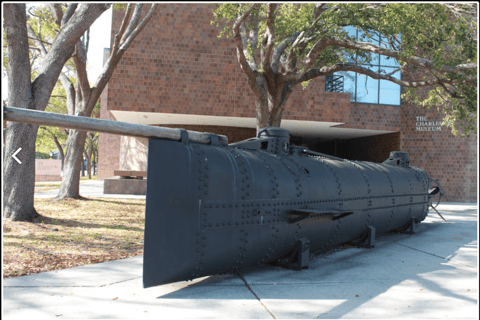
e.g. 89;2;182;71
3;197;146;278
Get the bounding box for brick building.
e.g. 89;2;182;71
98;4;477;203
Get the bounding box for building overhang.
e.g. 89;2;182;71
109;110;395;140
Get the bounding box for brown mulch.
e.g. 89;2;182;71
3;198;146;278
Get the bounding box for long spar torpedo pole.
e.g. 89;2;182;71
3;106;228;145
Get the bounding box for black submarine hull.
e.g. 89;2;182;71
143;128;433;288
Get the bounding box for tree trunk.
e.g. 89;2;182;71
92;150;96;176
85;133;94;179
56;130;87;199
255;93;271;135
254;81;294;135
86;146;92;179
80;154;85;177
3;4;110;221
3;4;39;221
3;123;40;221
270;100;287;128
53;135;65;171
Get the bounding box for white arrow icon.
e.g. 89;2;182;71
12;148;22;164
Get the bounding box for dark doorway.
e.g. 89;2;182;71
290;132;401;163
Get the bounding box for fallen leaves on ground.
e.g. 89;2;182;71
3;198;145;278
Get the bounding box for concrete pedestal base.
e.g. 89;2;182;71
103;177;146;195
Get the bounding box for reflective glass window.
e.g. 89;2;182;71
332;27;401;106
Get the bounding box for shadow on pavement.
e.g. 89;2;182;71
156;206;477;318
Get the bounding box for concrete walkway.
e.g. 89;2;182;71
34;180;146;199
3;203;477;319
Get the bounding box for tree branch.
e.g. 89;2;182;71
232;4;263;97
271;32;301;74
46;3;64;28
120;4;143;44
239;22;257;71
285;31;305;73
84;28;90;56
73;39;91;111
27;36;52;46
118;4;158;52
87;4;158;115
297;64;465;89
313;4;327;18
26;25;48;56
437;81;458;99
61;4;78;27
442;3;477;18
249;13;259;49
248;10;260;70
295;37;333;81
306;36;477;75
261;4;277;74
111;4;133;56
30;4;110;113
30;51;39;66
58;72;76;116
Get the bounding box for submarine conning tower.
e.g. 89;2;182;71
383;151;410;167
257;127;290;155
229;127;291;156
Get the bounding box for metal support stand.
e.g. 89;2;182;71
404;218;416;234
356;226;375;248
289;238;310;270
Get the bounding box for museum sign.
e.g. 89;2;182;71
415;116;444;132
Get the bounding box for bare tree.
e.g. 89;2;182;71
4;3;110;221
26;3;158;200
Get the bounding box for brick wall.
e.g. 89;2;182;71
97;84;121;180
400;105;477;203
398;70;477;203
99;3;477;202
104;5;356;123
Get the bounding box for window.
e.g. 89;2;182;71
333;27;401;106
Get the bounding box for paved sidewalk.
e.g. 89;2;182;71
35;180;146;199
3;203;478;319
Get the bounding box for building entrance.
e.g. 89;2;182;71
290;132;401;163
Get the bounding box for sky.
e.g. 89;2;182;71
2;5;112;102
85;7;112;82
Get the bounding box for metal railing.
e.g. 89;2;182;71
325;74;344;93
